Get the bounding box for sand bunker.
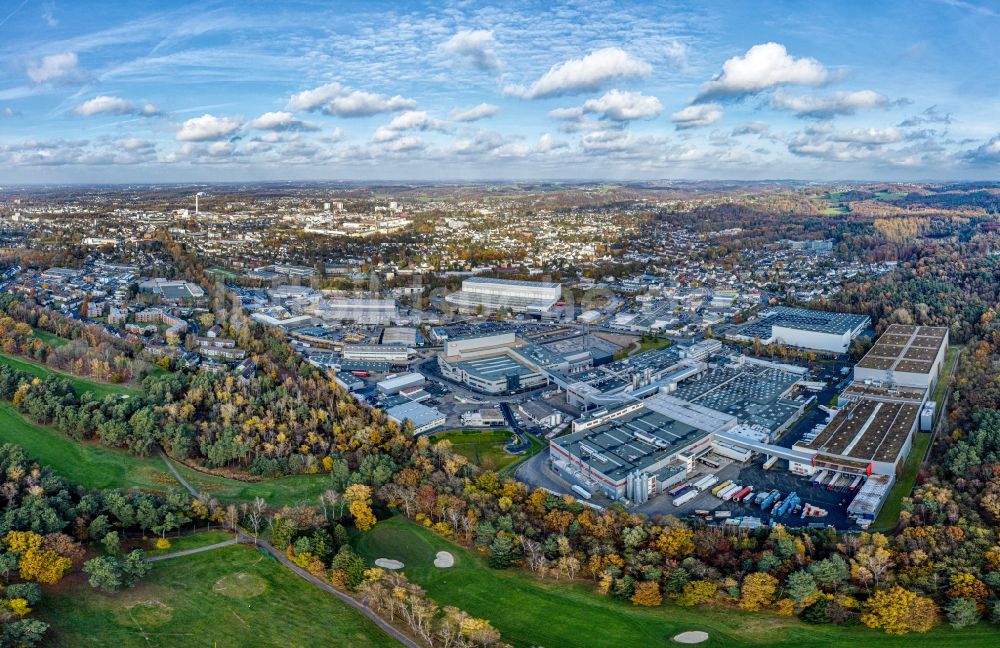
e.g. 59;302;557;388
673;631;709;644
374;558;405;570
433;551;454;568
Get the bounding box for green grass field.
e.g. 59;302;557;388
431;429;520;470
31;328;70;347
37;540;398;648
170;461;333;508
931;346;961;408
0;402;178;492
0;352;137;400
873;431;932;530
354;517;1000;648
0;398;329;506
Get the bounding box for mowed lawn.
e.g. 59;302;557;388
171;460;333;508
432;429;519;470
0;352;138;400
0;402;177;492
0;400;328;507
37;541;398;648
354;517;1000;648
31;328;70;348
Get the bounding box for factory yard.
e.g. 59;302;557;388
635;455;856;530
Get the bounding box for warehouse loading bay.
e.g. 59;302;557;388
635;452;856;529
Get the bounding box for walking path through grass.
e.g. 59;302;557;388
148;537;239;562
35;542;400;648
159;454;417;647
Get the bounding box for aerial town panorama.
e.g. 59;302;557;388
0;1;999;647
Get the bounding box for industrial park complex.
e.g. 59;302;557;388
0;193;950;533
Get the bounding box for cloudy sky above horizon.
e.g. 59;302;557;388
2;0;1000;183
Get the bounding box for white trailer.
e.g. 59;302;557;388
693;475;719;491
718;484;741;500
672;490;698;507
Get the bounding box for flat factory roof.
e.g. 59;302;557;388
801;398;918;464
453;353;538;381
555;408;711;482
856;324;948;375
734;306;869;338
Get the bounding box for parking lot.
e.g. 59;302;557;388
636;454;857;529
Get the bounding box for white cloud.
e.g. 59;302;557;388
26;52;81;84
771;89;892;118
665;40;689;68
249;111;318;131
1;107;20;118
964;135;1000;163
731;121;770;136
327;90;415;117
450;103;500;122
74;95;159;117
504;48;651;99
381;135;424;153
440;29;500;71
372;111;446;143
536;133;568;153
287;83;345;111
827;126;904;144
451;130;508;156
580;129;641;153
385;110;445;131
787;124;923;163
176;114;243;141
548;107;585;120
671;103;724;129
696;43;828;101
898;105;953;127
581;90;662;121
286;82;416;117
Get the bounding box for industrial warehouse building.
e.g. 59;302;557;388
550;394;738;501
727;306;870;353
445;277;562;314
550;355;810;502
438;332;549;394
385;402;446;435
377;372;426;395
793;323;950;479
317;298;398;325
341;345;411;363
852;324;949;390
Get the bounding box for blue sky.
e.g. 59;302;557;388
1;0;999;183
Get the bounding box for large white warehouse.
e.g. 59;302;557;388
445;277;561;314
727;306;870;354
